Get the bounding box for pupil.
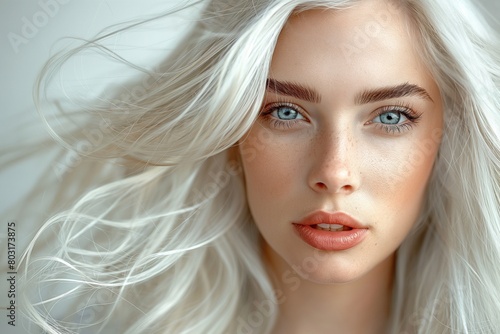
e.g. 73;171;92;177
381;112;400;124
278;107;297;120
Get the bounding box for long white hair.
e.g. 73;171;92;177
12;0;500;333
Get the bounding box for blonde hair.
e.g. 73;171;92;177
11;0;500;333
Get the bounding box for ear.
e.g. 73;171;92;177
227;143;242;166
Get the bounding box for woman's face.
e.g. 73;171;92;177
238;1;443;283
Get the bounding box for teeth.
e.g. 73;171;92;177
316;223;344;231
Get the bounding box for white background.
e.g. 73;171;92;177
0;1;202;333
0;1;499;333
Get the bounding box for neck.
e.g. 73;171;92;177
265;245;395;334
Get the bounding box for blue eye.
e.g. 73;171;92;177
371;105;422;134
276;106;303;120
260;102;307;130
373;111;408;125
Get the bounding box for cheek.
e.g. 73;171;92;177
238;129;303;219
240;131;298;196
369;128;441;226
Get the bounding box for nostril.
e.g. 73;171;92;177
315;182;328;190
341;185;353;192
314;182;354;193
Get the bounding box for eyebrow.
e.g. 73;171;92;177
266;79;433;105
354;82;434;104
266;78;321;103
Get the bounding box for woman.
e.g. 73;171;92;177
15;0;500;333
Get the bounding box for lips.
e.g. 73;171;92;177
292;211;368;251
315;223;351;231
293;211;366;229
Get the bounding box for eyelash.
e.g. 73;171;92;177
260;101;423;134
260;102;305;130
372;103;422;134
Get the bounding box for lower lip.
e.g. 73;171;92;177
293;224;368;251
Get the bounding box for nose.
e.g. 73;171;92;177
307;126;361;195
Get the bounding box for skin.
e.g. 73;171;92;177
237;0;443;333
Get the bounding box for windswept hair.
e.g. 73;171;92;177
8;0;500;333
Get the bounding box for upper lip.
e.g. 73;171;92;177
293;211;367;229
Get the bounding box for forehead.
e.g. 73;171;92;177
269;1;435;103
279;0;411;51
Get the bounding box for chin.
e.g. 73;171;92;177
290;257;369;285
277;245;396;287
